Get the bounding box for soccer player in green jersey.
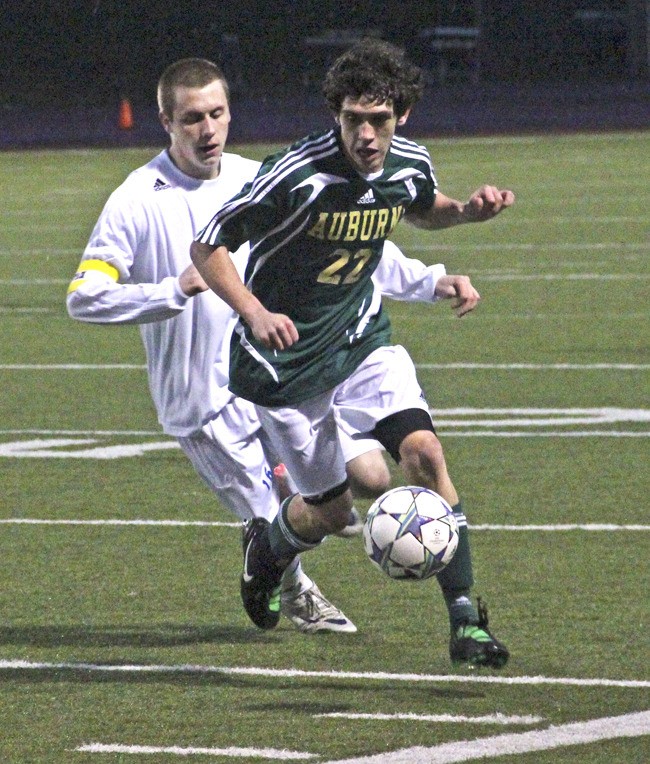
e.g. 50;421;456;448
191;39;515;667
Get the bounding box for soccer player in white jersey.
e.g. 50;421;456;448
66;58;443;634
192;40;515;667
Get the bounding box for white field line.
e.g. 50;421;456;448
315;712;543;725
0;429;161;435
0;242;645;258
0;439;180;459
0;307;52;314
1;661;648;689
0;518;240;528
0;518;647;532
0;364;147;370
0;278;70;285
442;431;650;437
321;710;650;764
406;242;647;251
0;249;79;257
478;273;649;281
419;364;650;370
1;404;649;457
2;363;647;371
74;743;316;759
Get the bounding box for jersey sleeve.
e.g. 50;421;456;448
195;158;285;252
66;189;190;325
373;239;446;303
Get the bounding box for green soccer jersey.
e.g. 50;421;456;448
196;127;438;406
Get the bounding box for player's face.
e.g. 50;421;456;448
161;80;231;180
337;96;410;174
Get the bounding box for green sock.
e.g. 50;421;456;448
436;502;479;629
268;496;321;561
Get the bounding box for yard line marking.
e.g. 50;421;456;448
418;363;650;370
0;519;647;532
320;710;650;764
0;307;51;314
0;438;179;458
471;524;650;532
0;278;69;285
74;743;316;759
478;273;649;281
3;363;649;372
429;407;647;415
0;409;647;456
1;661;648;689
0;429;160;435
406;242;647;251
315;712;543;725
442;430;650;437
0;364;146;370
0;249;79;257
0;518;241;528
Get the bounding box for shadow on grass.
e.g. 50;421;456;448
0;622;272;648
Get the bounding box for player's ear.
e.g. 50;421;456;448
159;110;172;134
397;108;411;127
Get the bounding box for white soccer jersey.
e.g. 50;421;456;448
374;244;445;303
67;150;260;436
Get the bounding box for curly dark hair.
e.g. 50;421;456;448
323;38;424;118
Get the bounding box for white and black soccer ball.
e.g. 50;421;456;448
362;486;459;580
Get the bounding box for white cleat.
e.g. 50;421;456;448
281;584;357;634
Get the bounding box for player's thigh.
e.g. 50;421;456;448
335;345;429;435
255;391;347;498
177;398;278;521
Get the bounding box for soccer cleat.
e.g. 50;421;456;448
240;518;286;630
334;507;364;538
449;598;509;669
281;584;357;634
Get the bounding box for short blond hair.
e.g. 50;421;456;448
157;58;229;118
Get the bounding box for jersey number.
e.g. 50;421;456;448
317;248;372;285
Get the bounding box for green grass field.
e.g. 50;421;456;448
0;131;648;763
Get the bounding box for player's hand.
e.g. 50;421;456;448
434;275;481;317
178;264;209;296
464;185;515;222
248;308;299;350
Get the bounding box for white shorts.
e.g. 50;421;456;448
257;345;428;498
177;396;281;522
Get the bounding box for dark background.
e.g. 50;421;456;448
1;1;648;148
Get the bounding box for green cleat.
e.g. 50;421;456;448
450;599;509;669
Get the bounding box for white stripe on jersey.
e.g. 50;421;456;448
199;132;339;244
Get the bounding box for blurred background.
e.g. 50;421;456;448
1;0;648;147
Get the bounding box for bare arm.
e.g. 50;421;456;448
190;241;298;350
406;185;515;230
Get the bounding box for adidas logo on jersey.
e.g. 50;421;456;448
153;177;171;191
356;189;375;205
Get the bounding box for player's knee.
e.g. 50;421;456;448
399;430;446;481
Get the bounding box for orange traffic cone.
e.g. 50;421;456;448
118;98;133;130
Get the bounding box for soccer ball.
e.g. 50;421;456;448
362;486;459;580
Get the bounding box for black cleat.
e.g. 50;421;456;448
240;518;285;630
449;598;509;669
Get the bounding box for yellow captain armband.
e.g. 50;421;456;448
67;259;120;294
